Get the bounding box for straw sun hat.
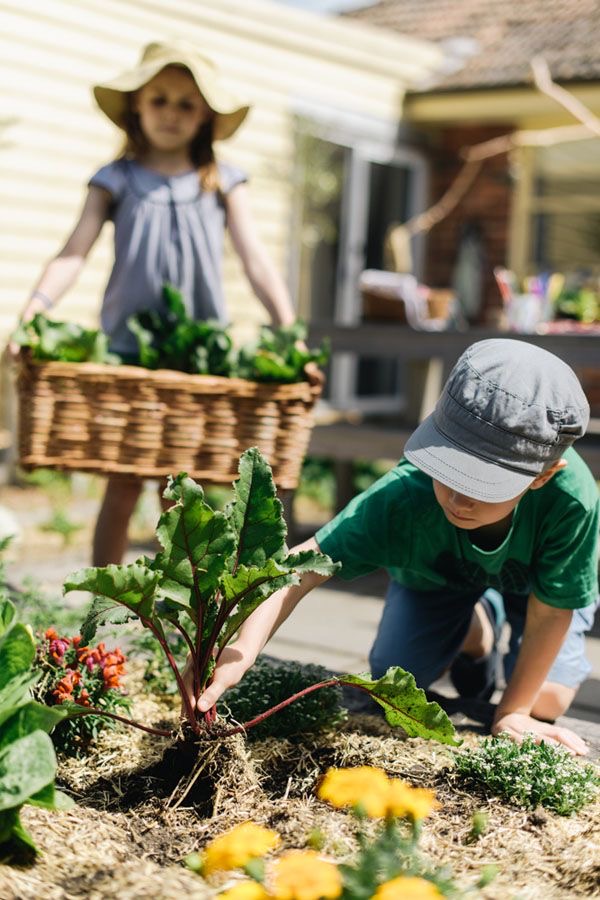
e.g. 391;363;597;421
93;40;250;141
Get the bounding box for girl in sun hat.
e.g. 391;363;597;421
18;39;314;566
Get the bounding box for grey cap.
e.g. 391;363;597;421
404;339;590;502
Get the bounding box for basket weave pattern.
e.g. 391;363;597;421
18;358;319;489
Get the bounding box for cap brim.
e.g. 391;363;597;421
404;413;536;503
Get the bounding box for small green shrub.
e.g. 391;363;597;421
453;735;600;816
220;657;347;739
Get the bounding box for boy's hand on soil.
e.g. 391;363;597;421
492;712;589;756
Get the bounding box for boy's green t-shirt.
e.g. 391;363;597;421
316;447;599;610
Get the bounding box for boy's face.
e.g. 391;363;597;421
432;480;523;530
431;458;566;530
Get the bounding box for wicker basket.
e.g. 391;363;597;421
17;356;321;489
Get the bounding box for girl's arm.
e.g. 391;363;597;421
225;183;296;327
194;536;331;712
20;186;111;322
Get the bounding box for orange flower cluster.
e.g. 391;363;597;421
42;628;127;706
52;668;91;706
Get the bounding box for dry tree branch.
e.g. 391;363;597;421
530;56;600;137
391;58;600;244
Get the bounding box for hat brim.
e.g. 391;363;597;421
93;58;250;141
404;413;536;503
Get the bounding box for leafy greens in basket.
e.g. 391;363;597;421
14;285;328;384
12;315;119;365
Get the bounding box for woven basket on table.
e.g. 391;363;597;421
17;355;321;490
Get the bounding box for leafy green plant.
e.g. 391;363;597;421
127;284;236;375
453;735;600;815
15;285;328;383
0;597;72;858
63;449;459;746
220;658;346;739
235;320;329;384
12;314;119;364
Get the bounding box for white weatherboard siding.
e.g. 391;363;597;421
0;0;441;343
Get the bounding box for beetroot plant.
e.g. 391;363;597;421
64;449;458;745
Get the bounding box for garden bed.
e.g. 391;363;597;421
2;671;598;900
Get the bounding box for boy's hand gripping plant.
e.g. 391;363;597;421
64;449;458;745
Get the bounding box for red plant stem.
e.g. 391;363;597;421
141;616;198;732
67;706;174;738
171;618;196;662
200;574;278;679
218;678;340;737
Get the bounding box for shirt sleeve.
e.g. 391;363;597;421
532;497;599;609
316;470;411;580
218;161;248;194
88;160;128;203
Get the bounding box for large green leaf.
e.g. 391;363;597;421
226;448;287;569
0;598;16;638
156;474;235;599
0;702;69;751
64;563;162;641
218;562;299;649
0;624;35;691
284;549;341;578
0;730;57;812
78;596;140;644
0;671;38;731
342;668;460;746
28;782;73;811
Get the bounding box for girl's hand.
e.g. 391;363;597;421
491;711;589;756
303;360;325;388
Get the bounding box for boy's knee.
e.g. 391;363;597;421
531;681;577;722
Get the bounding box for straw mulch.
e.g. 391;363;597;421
1;676;598;900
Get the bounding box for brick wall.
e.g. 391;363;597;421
423;125;513;324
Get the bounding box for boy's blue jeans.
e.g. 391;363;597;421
369;581;599;691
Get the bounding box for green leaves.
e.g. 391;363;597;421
0;623;35;690
66;564;163;643
227;448;287;568
0;598;73;858
157;474;235;600
12;313;119;364
341;668;459;746
65;449;338;732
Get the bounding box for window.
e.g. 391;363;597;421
291;114;427;412
530;138;600;274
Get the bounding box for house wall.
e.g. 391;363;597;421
0;0;442;346
422;125;512;324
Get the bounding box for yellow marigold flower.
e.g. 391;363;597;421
271;850;342;900
373;875;443;899
219;883;271;900
318;766;391;817
386;781;439;821
203;822;280;875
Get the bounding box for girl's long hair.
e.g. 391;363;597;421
119;94;221;193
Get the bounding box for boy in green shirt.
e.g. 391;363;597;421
195;339;599;755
